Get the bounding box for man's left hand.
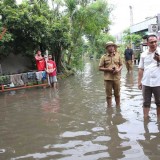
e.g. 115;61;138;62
113;68;119;74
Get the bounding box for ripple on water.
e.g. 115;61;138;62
0;149;5;153
1;62;160;160
87;121;95;124
93;136;111;142
44;140;83;149
12;141;108;160
60;131;92;138
123;148;146;159
91;127;104;132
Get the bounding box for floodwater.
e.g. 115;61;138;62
0;60;160;160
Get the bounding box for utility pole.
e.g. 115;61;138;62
129;6;133;26
129;6;133;49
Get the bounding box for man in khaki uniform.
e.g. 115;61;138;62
99;41;123;107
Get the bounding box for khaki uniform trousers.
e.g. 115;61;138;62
104;80;120;99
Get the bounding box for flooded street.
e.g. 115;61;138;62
0;60;160;160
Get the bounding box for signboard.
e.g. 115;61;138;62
148;24;158;33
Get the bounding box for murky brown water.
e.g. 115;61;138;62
0;60;160;160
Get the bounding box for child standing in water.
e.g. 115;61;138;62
46;54;58;89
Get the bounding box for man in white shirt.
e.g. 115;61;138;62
138;34;160;119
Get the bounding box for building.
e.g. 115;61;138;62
130;13;160;52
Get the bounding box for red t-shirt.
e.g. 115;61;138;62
46;60;57;76
35;55;45;71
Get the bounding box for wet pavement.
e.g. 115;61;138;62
0;60;160;160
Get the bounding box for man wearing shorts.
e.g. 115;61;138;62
46;54;57;89
99;41;123;107
138;34;160;119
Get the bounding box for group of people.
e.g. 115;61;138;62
35;50;57;89
99;34;160;119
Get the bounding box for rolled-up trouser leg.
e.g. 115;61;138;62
142;85;152;118
152;86;160;117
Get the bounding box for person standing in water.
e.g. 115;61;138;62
124;45;134;73
99;41;123;107
138;34;160;119
46;54;58;89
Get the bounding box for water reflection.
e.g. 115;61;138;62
138;120;160;159
125;72;134;87
41;89;60;113
105;108;131;159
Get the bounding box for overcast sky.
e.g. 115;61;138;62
108;0;160;35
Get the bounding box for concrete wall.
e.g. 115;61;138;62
0;53;33;75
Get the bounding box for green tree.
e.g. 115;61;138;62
0;0;69;72
0;0;113;73
64;0;112;65
123;28;142;47
94;33;115;58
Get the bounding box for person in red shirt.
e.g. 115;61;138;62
46;54;58;89
35;50;45;71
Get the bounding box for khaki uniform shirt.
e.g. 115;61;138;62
99;52;123;80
